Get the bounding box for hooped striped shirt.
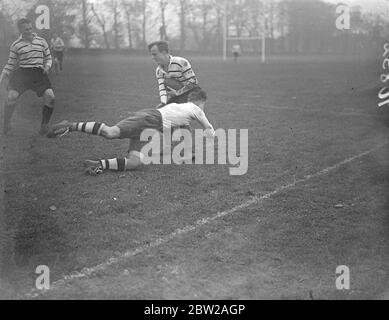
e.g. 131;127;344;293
156;55;198;104
1;33;52;76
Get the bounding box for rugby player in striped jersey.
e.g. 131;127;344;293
0;18;55;135
148;41;200;108
148;41;200;158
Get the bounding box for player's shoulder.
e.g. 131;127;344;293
185;102;203;113
11;37;23;48
170;55;191;68
165;102;188;110
35;35;49;44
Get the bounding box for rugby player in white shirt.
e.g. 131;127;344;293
47;88;215;175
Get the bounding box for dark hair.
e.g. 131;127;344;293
188;88;207;102
148;41;169;53
17;18;32;31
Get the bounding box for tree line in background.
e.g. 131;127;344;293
0;0;388;55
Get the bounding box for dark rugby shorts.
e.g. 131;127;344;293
115;109;163;139
53;50;64;63
8;67;52;97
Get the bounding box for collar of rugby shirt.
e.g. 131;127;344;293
19;32;37;43
167;55;173;70
158;55;173;74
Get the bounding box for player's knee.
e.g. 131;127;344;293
44;91;55;106
7;91;19;104
126;151;144;169
102;126;120;139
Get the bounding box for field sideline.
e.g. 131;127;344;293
0;54;388;299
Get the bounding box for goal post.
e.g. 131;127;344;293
221;0;267;63
224;36;266;63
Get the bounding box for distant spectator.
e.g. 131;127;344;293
232;44;241;62
50;33;65;73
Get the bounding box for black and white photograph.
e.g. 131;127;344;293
0;0;388;303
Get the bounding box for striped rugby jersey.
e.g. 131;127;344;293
1;33;52;76
156;55;198;104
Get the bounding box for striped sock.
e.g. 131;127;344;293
73;122;104;135
100;158;127;171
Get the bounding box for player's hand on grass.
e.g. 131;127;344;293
204;128;215;138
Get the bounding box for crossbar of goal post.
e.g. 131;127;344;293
224;36;266;63
219;0;266;63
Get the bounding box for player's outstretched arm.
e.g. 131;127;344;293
156;68;168;105
195;110;215;138
42;39;52;74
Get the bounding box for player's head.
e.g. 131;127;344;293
53;32;58;38
148;41;170;66
17;18;33;39
188;88;207;109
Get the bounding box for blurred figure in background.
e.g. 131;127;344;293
232;43;241;63
50;33;65;74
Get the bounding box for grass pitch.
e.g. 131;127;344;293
0;54;388;299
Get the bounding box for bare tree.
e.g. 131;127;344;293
0;0;32;51
200;0;213;49
106;0;122;49
213;0;223;52
80;0;93;48
140;0;148;49
277;0;287;52
25;0;78;43
158;0;168;41
177;0;188;51
122;0;134;49
267;0;276;53
230;0;246;38
187;0;219;51
187;2;201;49
91;3;110;49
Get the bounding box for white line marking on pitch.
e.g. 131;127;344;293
24;140;388;298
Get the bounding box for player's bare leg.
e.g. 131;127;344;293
40;89;55;135
3;90;19;135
